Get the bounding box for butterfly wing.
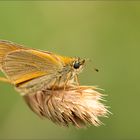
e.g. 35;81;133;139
0;40;76;95
0;40;25;68
1;49;63;94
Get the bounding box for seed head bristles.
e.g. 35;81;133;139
24;85;110;128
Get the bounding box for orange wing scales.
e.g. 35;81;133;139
2;49;62;86
14;71;47;85
0;40;24;67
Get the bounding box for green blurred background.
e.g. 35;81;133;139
0;1;140;140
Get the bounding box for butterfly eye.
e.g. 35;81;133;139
73;62;80;69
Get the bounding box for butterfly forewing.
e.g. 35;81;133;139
0;40;76;95
0;40;24;67
2;49;63;86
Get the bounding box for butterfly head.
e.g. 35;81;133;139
58;56;86;83
72;57;86;74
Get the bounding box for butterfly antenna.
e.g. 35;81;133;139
85;58;99;72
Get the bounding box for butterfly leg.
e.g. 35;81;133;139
74;74;80;86
64;73;72;90
51;75;63;90
48;76;61;100
61;73;72;101
74;75;83;96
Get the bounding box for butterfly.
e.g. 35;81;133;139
0;40;85;95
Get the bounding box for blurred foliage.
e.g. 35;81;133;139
0;1;140;140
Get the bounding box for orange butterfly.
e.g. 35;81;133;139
0;40;85;95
